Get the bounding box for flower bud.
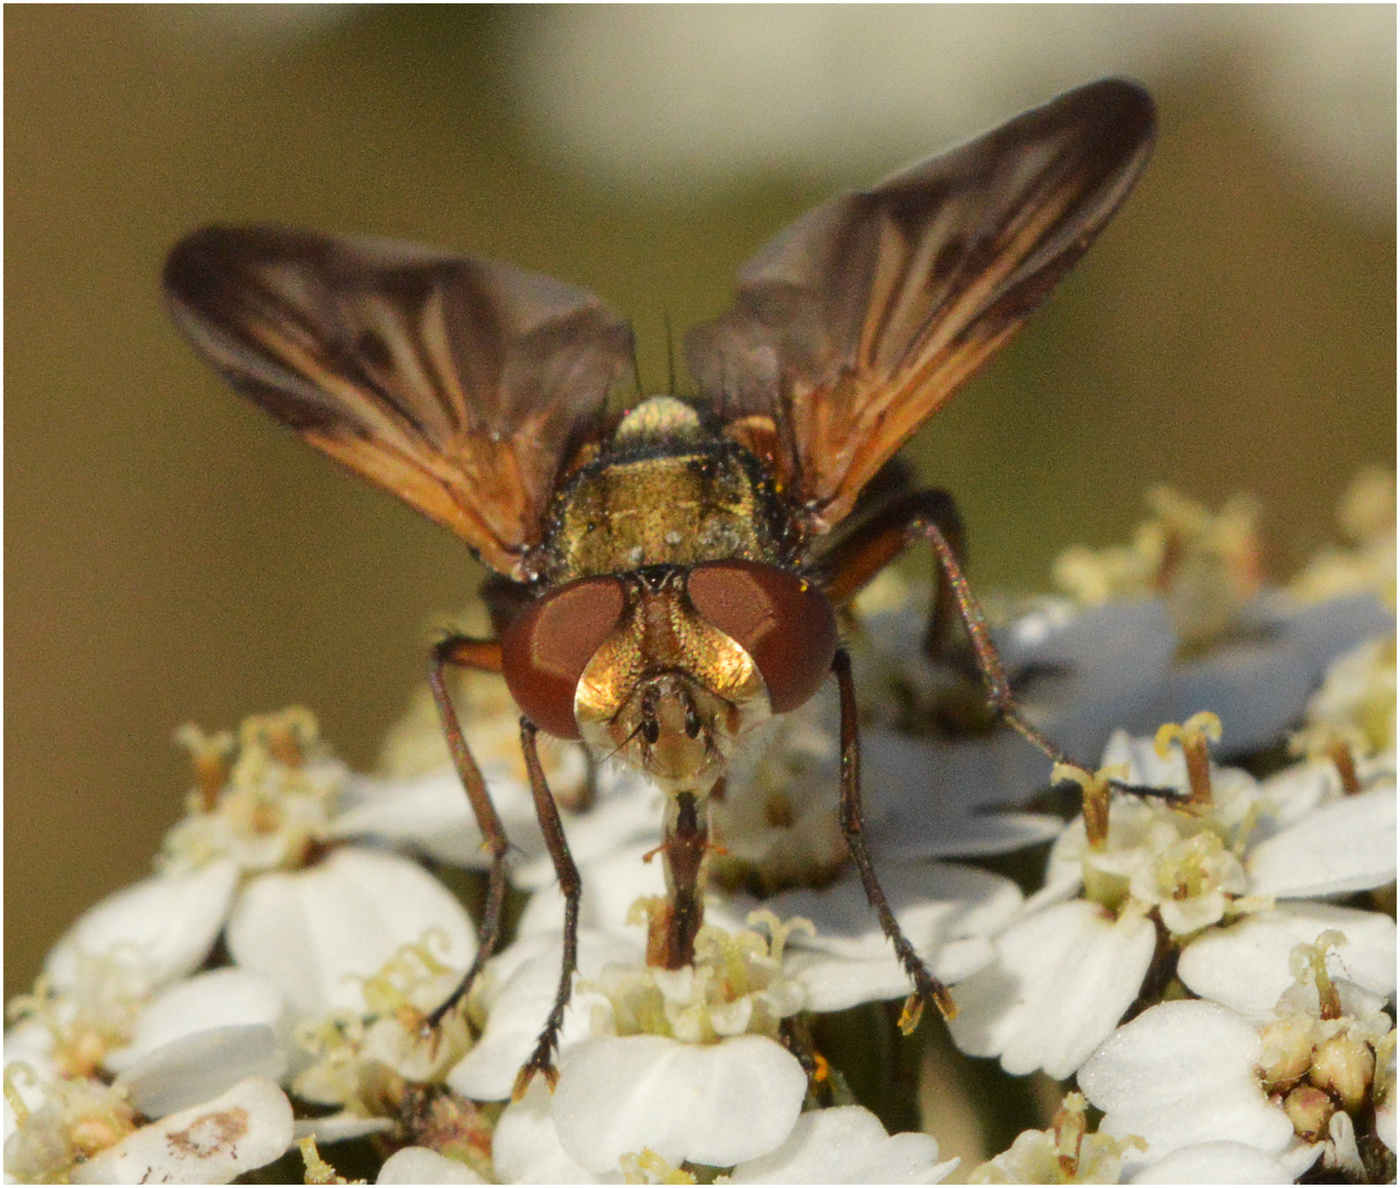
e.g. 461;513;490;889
1282;1085;1335;1141
1310;1033;1375;1112
1258;1016;1314;1088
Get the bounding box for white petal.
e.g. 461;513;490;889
858;732;1062;850
115;1024;286;1119
1078;1000;1293;1172
1375;1037;1396;1152
70;1077;292;1184
517;844;665;939
377;1146;488;1183
1157;889;1228;937
1099;731;1189;791
513;776;665;890
851;727;1030;828
46;862;238;991
785;937;994;1014
293;1112;395;1143
713;863;1022;960
1155;592;1392;755
948;900;1156;1079
333;770;487;865
998;599;1177;768
105;967;289;1074
1255;761;1338;830
446;931;642;1102
340;763;662;887
860;731;1051;817
1031;593;1383;769
1287;593;1395;687
1152;632;1314;755
874;812;1065;860
1129;1139;1322;1184
551;1034;807;1173
1178;903;1396;1016
1277;1137;1330;1182
1326;1109;1365;1177
1379;1103;1397;1154
1247;786;1396;897
227;847;476;1015
492;1079;603;1184
731;1105;956;1183
1022;834;1090;913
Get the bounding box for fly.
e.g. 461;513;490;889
163;78;1156;1094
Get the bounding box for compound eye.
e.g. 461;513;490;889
500;576;627;740
687;560;837;714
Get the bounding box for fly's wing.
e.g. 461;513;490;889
685;78;1156;534
164;226;636;580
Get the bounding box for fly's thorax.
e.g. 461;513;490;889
573;567;771;795
538;397;796;585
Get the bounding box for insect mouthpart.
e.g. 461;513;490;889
627;671;733;794
584;670;752;795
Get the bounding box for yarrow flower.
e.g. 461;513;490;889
947;710;1395;1080
968;1092;1146;1183
486;913;817;1176
940;480;1394;1092
7;473;1392;1183
1077;933;1394;1180
3;1070;293;1185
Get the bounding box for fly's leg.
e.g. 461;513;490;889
833;648;956;1032
513;719;582;1097
818;485;967;663
816;487;1073;766
424;635;512;1030
816;492;1183;1028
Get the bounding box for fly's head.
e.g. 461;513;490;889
500;561;839;795
590;668;752;793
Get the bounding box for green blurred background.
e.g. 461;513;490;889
6;7;1394;1004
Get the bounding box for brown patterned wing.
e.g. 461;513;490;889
685;78;1156;535
164;226;635;580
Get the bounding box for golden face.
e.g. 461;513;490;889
572;569;770;794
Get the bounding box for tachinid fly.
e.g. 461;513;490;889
163;78;1156;1092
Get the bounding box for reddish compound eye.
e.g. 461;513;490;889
687;560;837;713
500;576;627;740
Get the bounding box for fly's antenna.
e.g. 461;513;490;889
663;310;678;396
607;721;646;765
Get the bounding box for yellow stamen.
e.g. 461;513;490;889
1154;712;1222;806
1052;761;1128;850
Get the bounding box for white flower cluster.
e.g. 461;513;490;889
5;476;1393;1184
